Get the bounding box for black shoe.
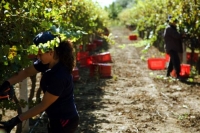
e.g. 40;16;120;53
166;73;170;77
176;76;186;81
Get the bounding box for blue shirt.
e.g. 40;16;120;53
34;60;78;119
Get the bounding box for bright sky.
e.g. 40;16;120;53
92;0;116;7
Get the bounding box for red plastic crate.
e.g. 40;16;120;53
89;63;111;77
79;56;93;67
180;64;190;77
147;58;166;70
79;44;87;51
165;54;170;62
99;64;111;77
87;43;97;51
76;51;89;61
129;35;137;40
91;52;112;63
170;64;191;78
93;39;103;47
186;52;198;62
72;67;80;81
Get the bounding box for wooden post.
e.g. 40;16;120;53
19;78;29;132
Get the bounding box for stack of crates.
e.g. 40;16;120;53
89;52;112;78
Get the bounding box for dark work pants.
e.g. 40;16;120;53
167;50;181;77
47;115;79;133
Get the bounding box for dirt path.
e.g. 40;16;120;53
75;26;200;133
7;26;200;133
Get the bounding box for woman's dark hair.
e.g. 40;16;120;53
54;40;75;73
33;31;75;73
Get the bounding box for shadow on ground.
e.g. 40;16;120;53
74;37;112;133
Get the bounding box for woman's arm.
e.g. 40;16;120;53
18;91;59;121
7;65;39;85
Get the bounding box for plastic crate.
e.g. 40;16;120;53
91;52;112;63
170;64;190;78
180;64;190;77
79;56;92;67
89;63;111;77
93;39;103;47
186;52;198;62
79;44;88;51
72;67;80;81
129;35;137;40
165;54;170;62
76;51;89;62
147;58;166;70
165;54;170;68
87;43;97;51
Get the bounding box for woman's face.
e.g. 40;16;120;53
37;49;53;64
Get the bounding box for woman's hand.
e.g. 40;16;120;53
0;116;22;133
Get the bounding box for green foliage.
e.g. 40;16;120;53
105;3;122;20
118;0;200;51
116;0;137;8
130;40;150;48
118;44;126;49
0;0;109;81
0;0;109;122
